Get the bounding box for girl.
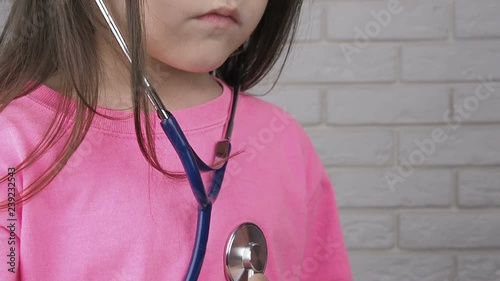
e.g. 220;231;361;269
0;0;352;280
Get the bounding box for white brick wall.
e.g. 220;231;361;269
455;0;500;38
457;255;500;281
341;213;395;249
402;42;500;82
350;254;454;281
259;0;500;280
327;0;450;40
332;169;453;207
458;169;500;207
326;86;450;124
0;0;8;31
2;0;500;280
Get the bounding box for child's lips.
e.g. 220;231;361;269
196;6;241;25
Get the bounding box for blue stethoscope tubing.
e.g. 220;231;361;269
95;0;243;280
161;113;233;281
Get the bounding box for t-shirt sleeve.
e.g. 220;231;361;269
300;169;353;281
292;119;353;281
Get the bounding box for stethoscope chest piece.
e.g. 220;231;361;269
225;223;268;281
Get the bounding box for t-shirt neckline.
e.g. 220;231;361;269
27;77;233;135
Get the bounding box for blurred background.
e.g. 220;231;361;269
2;0;500;280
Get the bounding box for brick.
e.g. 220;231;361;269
458;169;500;207
280;43;397;83
399;127;500;166
340;213;394;249
350;254;454;281
0;0;10;30
327;86;450;125
331;169;452;207
457;255;500;281
296;2;323;42
456;0;500;38
400;212;500;249
306;129;393;166
327;0;449;40
259;86;322;126
453;84;500;122
401;42;500;82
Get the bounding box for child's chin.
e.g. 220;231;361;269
182;61;227;74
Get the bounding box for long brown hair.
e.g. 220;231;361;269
0;0;303;208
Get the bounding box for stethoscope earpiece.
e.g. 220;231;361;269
225;223;268;281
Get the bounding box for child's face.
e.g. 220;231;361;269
113;0;268;73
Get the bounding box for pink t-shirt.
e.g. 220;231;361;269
0;78;352;281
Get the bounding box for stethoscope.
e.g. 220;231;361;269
94;1;268;280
